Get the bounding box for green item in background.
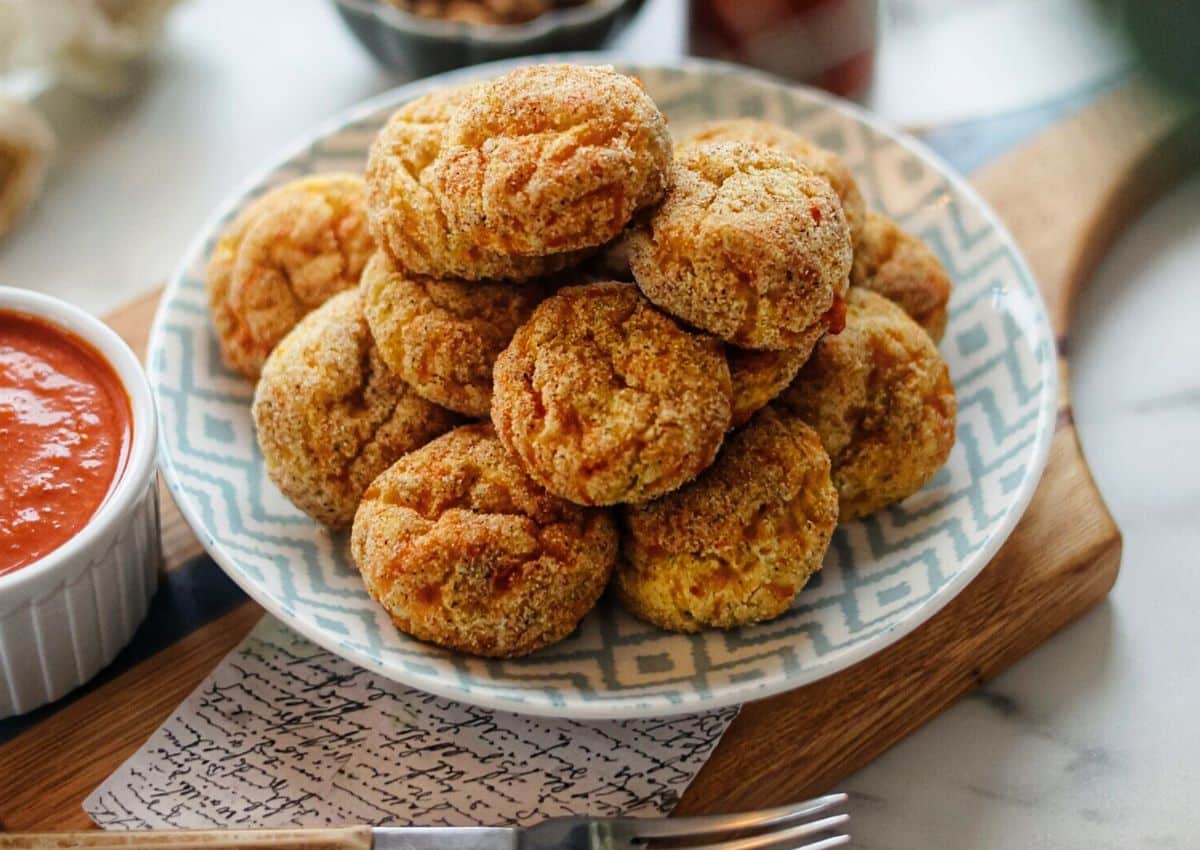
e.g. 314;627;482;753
1097;0;1200;97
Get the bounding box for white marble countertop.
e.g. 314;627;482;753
1;0;1196;846
845;173;1200;849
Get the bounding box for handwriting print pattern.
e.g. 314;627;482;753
85;617;738;829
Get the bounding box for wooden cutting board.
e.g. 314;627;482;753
1;78;1196;831
680;78;1199;812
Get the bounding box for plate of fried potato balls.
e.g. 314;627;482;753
150;58;1056;719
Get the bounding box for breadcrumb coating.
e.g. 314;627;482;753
491;282;732;506
679;118;866;246
851;212;952;341
252;290;459;527
366;85;586;281
208;173;374;380
625;142;852;350
727;331;821;428
777;289;956;520
351;424;618;657
616;406;838;632
430;64;672;256
361;252;550;417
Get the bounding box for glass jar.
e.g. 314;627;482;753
688;0;880;97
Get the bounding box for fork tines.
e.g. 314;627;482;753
627;794;849;850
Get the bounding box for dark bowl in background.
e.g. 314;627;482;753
333;0;645;77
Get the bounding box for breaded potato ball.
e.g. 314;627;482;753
727;333;821;428
207;173;374;380
366;85;585;281
851;211;952;341
625;142;852;350
492;282;732;506
350;424;618;657
616;406;838;632
253;290;459;528
679;118;866;247
778;289;956;520
360;252;550;417
430;64;672;256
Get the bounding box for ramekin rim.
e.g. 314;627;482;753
0;286;158;601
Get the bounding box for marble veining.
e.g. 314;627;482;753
837;173;1200;849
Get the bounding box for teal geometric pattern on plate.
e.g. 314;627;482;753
150;58;1058;720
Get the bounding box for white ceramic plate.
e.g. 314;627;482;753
150;57;1057;720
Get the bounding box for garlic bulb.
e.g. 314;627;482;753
0;93;53;236
0;0;178;97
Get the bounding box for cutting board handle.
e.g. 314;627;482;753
0;828;374;850
972;76;1200;337
677;76;1199;814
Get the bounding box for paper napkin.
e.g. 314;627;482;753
85;616;739;829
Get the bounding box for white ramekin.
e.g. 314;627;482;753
0;286;160;719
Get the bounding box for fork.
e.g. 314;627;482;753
0;793;850;850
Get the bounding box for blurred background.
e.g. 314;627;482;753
0;0;1188;316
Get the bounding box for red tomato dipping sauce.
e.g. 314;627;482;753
0;309;132;575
